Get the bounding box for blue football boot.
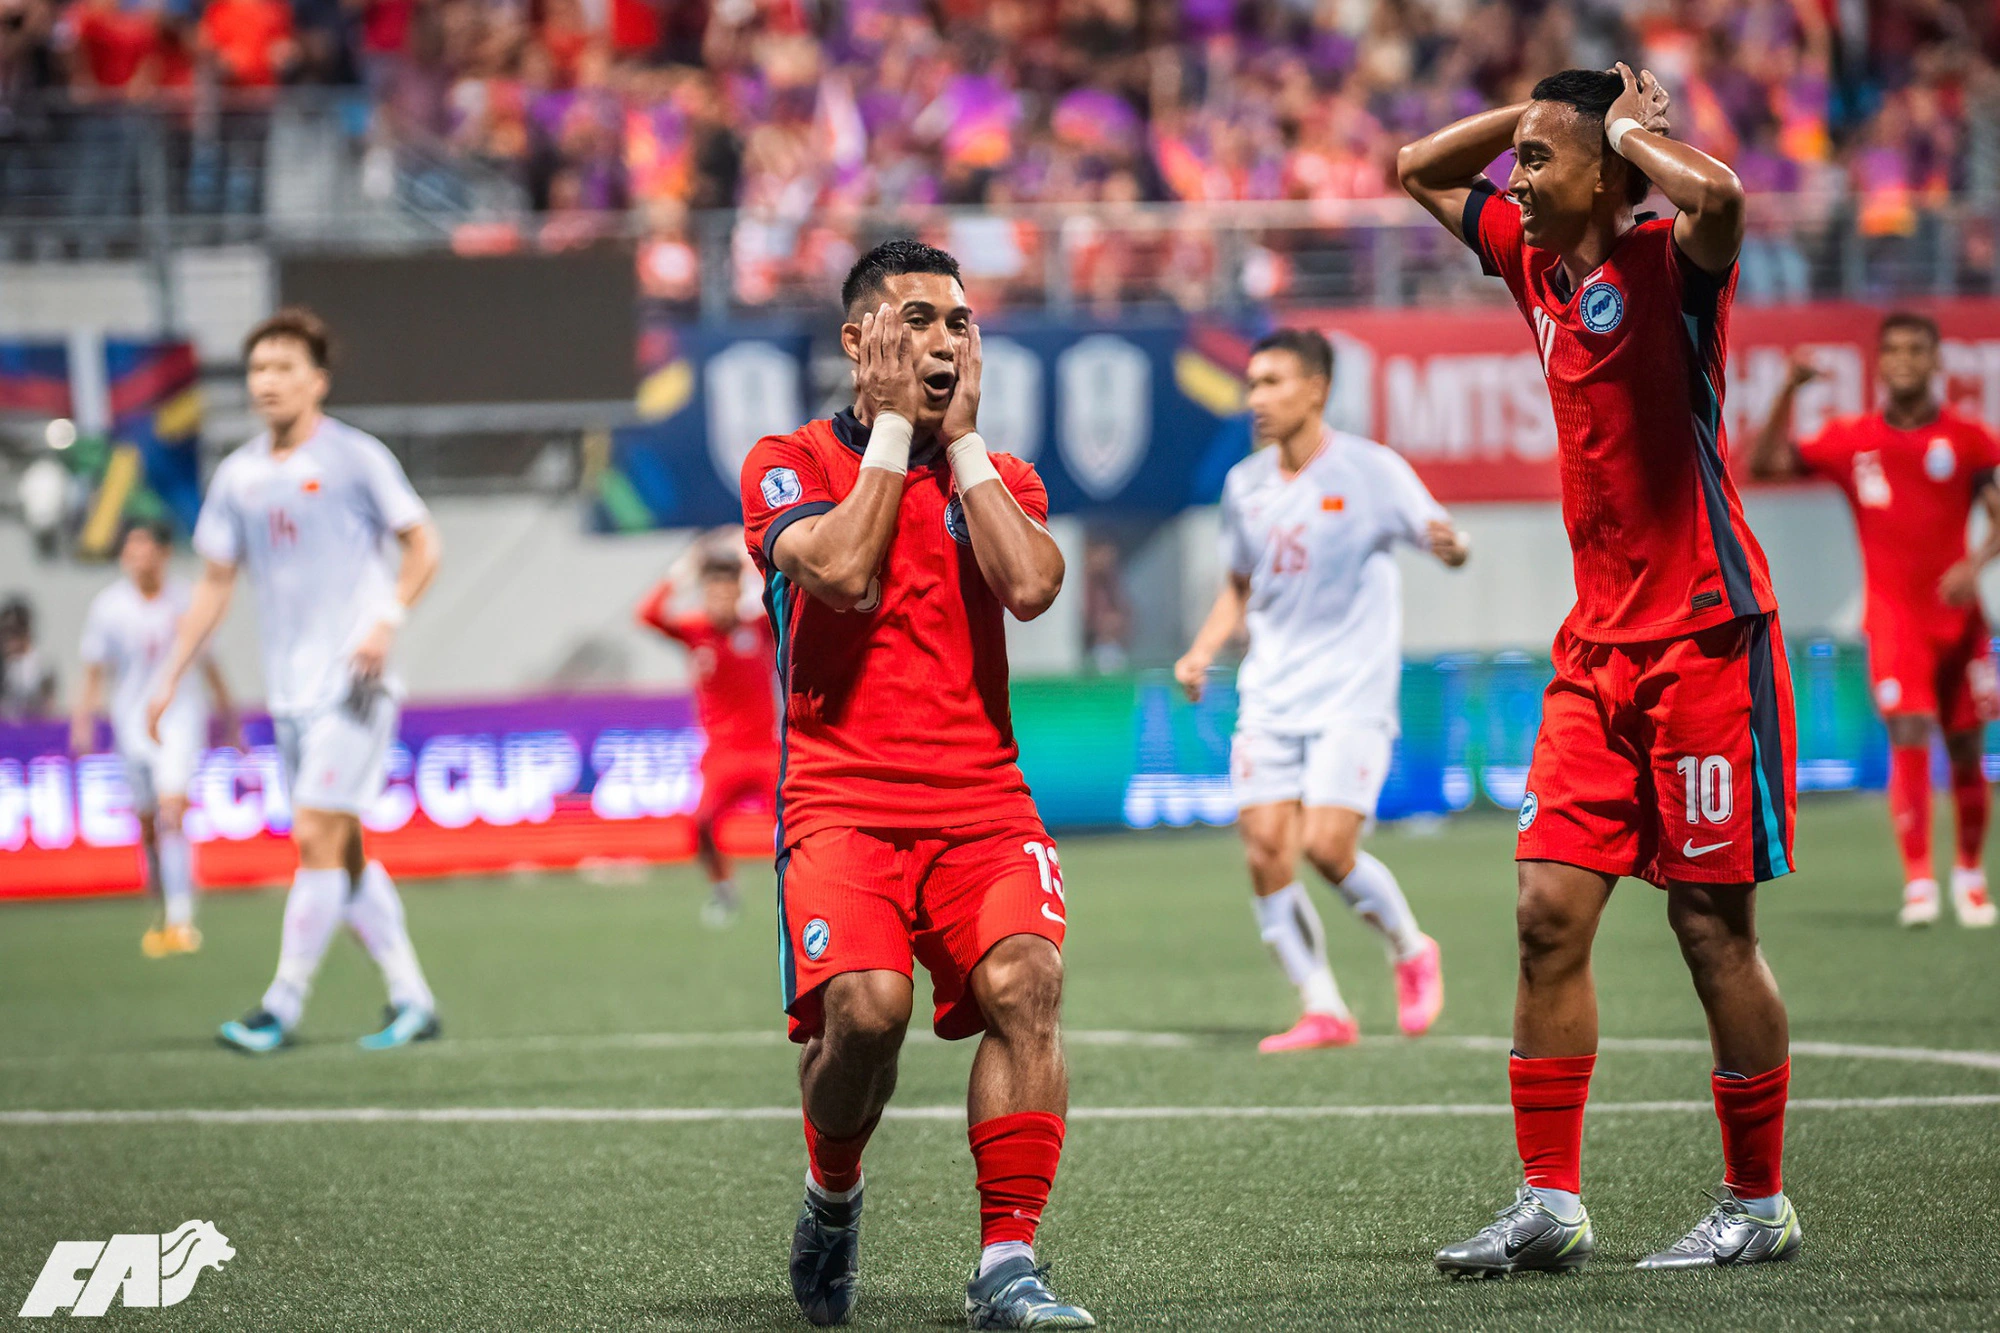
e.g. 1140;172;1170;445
790;1183;862;1326
965;1257;1096;1330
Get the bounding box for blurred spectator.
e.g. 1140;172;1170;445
198;0;292;87
0;596;57;721
1083;537;1131;675
7;0;1999;305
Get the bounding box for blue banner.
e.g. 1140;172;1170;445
599;318;1260;529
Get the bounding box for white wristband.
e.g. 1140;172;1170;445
376;601;407;629
860;411;913;475
1606;116;1644;155
946;432;1002;491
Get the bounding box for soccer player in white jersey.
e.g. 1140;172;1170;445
148;307;444;1053
1175;329;1470;1052
71;519;238;958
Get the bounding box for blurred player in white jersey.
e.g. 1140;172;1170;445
149;307;444;1053
71;519;238;958
1176;329;1469;1052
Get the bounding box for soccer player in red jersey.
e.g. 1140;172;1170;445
740;239;1094;1329
1401;67;1802;1274
1751;313;2000;929
635;533;779;928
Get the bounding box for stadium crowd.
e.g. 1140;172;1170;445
2;0;1995;299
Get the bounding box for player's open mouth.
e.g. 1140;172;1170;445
922;370;957;403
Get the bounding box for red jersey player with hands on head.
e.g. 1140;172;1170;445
635;532;778;928
740;239;1093;1330
1401;66;1802;1275
1751;314;2000;929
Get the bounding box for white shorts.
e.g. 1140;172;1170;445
1231;719;1395;816
275;690;398;816
118;716;203;814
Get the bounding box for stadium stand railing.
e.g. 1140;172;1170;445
4;94;1998;317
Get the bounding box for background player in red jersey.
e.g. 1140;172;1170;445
739;239;1094;1329
1751;313;2000;929
635;532;778;928
1401;67;1802;1274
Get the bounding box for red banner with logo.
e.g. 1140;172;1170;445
1289;299;2000;503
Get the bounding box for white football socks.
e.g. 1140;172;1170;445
978;1241;1034;1277
346;861;436;1013
1736;1192;1785;1221
1253;882;1347;1018
1530;1186;1584;1221
1331;851;1427;961
156;826;195;928
262;867;350;1030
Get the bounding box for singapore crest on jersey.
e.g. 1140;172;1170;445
1925;437;1957;481
943;496;972;545
1579;281;1624;335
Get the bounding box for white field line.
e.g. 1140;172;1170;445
4;1030;2000;1071
4;1094;1999;1128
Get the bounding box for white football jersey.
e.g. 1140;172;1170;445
1221;429;1448;736
79;576;206;753
192;416;428;717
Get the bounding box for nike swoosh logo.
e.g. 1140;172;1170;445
1682;839;1732;858
1040;904;1066;926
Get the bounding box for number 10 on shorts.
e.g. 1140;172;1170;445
1675;754;1733;825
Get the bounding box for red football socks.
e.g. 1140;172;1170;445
804;1111;878;1195
1889;745;1933;883
1713;1060;1789;1199
1509;1053;1595;1194
1951;759;1989;870
969;1111;1065;1247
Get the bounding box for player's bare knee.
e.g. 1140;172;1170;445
1305;839;1357;884
822;972;913;1061
1667;888;1757;976
1944;727;1985;772
156;797;187;832
1885;714;1933;749
974;937;1064;1039
1515;891;1591;974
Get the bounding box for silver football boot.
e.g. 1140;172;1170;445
1435;1186;1594;1278
1636;1188;1802;1270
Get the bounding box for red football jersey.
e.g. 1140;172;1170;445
1796;408;2000;638
635;583;780;757
739;409;1046;845
1466;187;1779;643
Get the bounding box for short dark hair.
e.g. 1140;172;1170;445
1879;311;1940;345
244;306;333;369
120;517;173;549
1530;68;1653;207
1250;328;1334;382
841;239;962;318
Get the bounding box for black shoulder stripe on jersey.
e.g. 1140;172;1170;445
1461;181;1502;276
761;500;837;567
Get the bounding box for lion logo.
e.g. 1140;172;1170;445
160;1220;235;1306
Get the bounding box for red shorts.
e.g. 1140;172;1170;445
695;749;778;828
779;819;1067;1043
1516;614;1796;888
1867;616;1998;733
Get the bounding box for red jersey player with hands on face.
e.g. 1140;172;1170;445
1751;314;2000;928
740;239;1093;1330
1401;66;1802;1275
635;532;778;928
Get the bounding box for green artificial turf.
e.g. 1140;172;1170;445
1;793;1996;1329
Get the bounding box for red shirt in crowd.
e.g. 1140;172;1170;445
201;0;293;86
